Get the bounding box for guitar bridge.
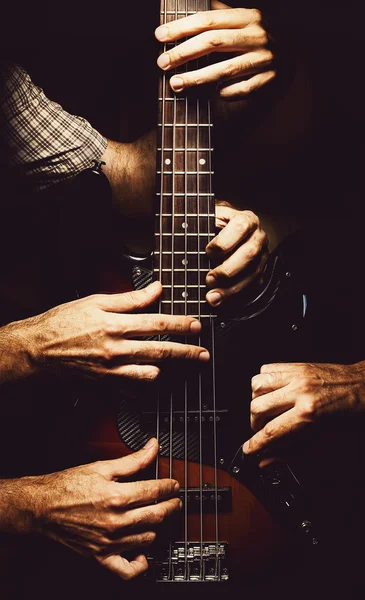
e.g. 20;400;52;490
147;542;229;582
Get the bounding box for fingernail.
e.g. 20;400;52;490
144;438;156;450
155;26;169;41
170;76;184;92
174;481;180;493
207;291;222;307
157;53;170;69
190;320;201;334
242;441;250;454
199;350;210;361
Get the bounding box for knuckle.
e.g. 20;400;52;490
141;531;157;546
222;61;240;79
107;492;123;509
263;422;275;440
104;315;119;336
207;31;224;49
211;236;228;253
137;481;152;503
250;8;262;24
187;73;204;87
252;24;269;46
152;507;166;525
251;374;261;393
88;293;104;307
234;213;249;235
244;210;258;225
155;344;169;360
199;11;216;29
246;240;262;262
153;316;167;333
134;507;154;527
217;263;232;280
237;79;255;97
171;46;183;64
146;367;160;381
298;396;317;421
250;399;260;418
102;341;115;364
259;229;269;249
271;371;282;387
297;377;312;394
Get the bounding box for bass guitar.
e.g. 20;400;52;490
0;0;323;594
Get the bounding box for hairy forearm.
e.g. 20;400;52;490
101;130;156;218
0;477;39;535
0;320;36;385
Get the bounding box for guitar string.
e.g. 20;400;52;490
207;93;220;579
167;0;178;580
184;0;189;580
156;0;166;576
195;0;204;580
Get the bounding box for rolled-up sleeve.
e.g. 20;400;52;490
0;61;107;191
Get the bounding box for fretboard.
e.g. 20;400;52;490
155;0;215;318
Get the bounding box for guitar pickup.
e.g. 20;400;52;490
178;487;232;513
140;409;227;431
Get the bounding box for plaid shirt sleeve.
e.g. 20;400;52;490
0;61;108;191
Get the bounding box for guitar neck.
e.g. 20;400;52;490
155;0;215;318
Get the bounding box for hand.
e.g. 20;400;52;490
155;1;275;99
205;204;268;306
3;439;181;580
242;362;365;456
0;281;209;384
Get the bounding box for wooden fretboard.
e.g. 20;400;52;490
155;0;215;318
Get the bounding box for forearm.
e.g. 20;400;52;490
101;129;156;219
0;476;39;535
0;320;36;385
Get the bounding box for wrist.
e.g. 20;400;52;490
0;319;38;385
0;476;43;535
101;131;156;218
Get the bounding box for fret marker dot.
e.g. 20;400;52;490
182;259;188;265
182;291;188;298
199;158;206;165
182;222;188;229
165;158;171;165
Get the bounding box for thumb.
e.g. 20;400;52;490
106;438;159;480
101;281;162;313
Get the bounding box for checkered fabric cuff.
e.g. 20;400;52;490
0;61;108;191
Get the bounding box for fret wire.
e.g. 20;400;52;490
158;123;213;127
158;193;214;196
154;233;214;236
162;285;206;288
157;171;213;174
160;10;199;13
161;300;207;304
156;213;214;216
157;147;214;151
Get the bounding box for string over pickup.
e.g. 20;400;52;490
140;409;228;431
